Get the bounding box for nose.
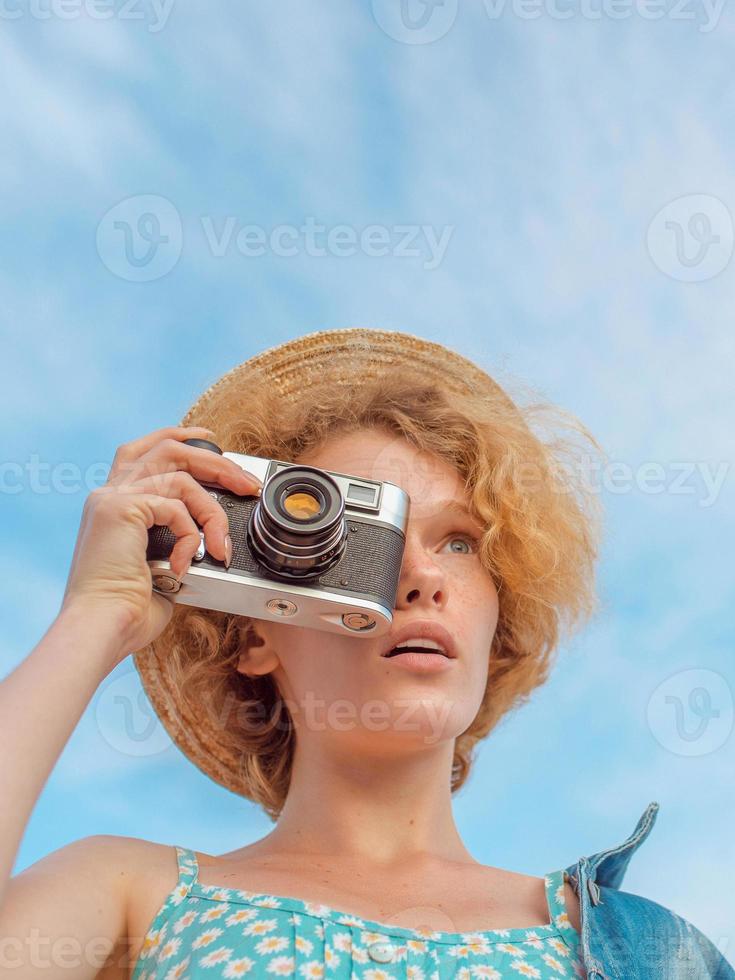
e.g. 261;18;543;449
394;538;448;611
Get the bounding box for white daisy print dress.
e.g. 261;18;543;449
132;846;585;979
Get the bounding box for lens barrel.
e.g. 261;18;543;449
246;465;348;579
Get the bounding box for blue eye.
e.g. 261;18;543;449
444;532;480;554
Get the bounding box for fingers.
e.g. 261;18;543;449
126;470;230;564
108;426;215;482
86;485;203;580
109;430;262;499
138;493;204;579
147;440;262;495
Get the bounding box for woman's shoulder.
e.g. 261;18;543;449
93;834;190;908
85;835;195;975
54;835;191;925
70;833;184;886
11;832;172;897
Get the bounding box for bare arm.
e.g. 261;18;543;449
0;602;135;978
0;603;129;909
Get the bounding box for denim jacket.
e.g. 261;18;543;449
563;800;733;979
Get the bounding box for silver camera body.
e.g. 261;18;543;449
147;440;410;638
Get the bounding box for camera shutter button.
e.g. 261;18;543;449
266;598;298;617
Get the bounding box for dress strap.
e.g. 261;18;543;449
544;868;577;933
173;846;200;898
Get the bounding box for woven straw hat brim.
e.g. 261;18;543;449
133;327;511;797
179;327;514;420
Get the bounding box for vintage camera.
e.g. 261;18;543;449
147;438;410;637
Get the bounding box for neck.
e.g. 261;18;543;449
254;735;477;869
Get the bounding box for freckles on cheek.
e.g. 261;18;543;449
454;573;496;616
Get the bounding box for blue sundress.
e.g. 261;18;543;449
132;845;585;978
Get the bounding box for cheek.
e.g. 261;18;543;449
452;563;499;618
276;637;365;699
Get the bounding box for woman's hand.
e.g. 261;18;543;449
58;425;263;663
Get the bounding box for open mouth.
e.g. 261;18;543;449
385;645;450;659
380;624;457;660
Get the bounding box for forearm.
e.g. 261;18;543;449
0;603;128;909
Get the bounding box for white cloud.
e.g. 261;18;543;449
0;30;166;199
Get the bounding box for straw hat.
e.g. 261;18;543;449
133;327;515;796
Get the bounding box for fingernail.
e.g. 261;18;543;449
224;534;233;569
177;561;191;582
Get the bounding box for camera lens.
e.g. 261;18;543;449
282;490;321;521
247;465;347;580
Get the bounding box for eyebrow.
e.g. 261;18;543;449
435;500;471;515
431;499;484;526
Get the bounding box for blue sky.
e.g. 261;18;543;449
2;0;733;965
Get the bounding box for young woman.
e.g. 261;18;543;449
1;330;729;979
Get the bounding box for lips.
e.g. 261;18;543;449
380;620;457;660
